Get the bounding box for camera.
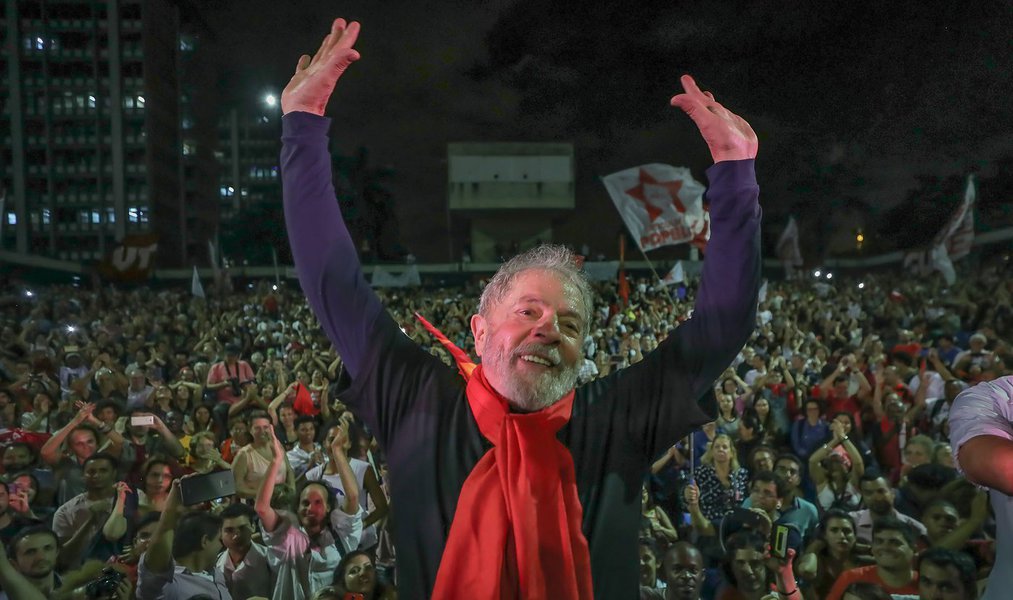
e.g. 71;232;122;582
228;377;242;396
84;567;125;598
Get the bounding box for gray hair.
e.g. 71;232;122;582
478;244;594;336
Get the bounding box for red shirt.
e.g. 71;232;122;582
826;565;918;600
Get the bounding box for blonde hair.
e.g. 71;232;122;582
700;433;740;471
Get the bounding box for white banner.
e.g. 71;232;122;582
902;174;975;284
371;264;421;288
602;164;709;251
662;261;685;285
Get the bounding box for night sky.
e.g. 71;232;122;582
199;0;1012;261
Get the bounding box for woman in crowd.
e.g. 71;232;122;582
331;549;396;600
694;433;749;522
796;509;874;598
232;411;294;498
137;457;173;513
809;419;865;511
187;431;231;474
640;485;679;548
791;398;830;461
715;388;741;440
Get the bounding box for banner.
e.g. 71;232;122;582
662;261;685;285
776;216;804;279
371;264;421;288
902;175;975;285
98;234;159;281
602;164;709;252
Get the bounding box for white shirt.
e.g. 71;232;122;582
260;508;363;600
137;554;232;600
305;457;377;548
848;508;927;545
216;542;272;600
287;443;322;478
949;376;1013;600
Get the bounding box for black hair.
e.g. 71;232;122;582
872;516;917;548
774;453;803;472
171;512;223;558
7;524;58;559
818;509;857;543
749;470;786;498
721;530;767;587
747;444;776;467
294;415;318;430
918;547;977;599
83;451;119;472
2;441;36;462
331;549;382;595
220;502;258;522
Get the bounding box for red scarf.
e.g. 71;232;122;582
431;365;594;599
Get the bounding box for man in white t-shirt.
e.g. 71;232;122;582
950;375;1013;600
256;427;363;600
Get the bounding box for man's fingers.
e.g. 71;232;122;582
335;20;361;51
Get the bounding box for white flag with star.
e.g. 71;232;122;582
602;164;709;252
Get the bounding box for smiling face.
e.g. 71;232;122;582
298;484;330;533
871;528;914;570
471;269;585;412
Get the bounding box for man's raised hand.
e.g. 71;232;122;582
281;18;361;116
670;74;758;163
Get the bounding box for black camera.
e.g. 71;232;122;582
228;377;242;396
85;567;125;599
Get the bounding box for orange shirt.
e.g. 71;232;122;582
826;565;919;600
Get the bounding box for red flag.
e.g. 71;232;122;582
291;382;319;416
415;312;476;380
618;235;630;307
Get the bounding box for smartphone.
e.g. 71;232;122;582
772;524;790;559
180;470;237;506
131;415;155;427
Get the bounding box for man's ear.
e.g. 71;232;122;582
471;314;487;357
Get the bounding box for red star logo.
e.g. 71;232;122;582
624;169;685;222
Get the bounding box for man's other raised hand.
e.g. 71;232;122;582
281;18;361;116
670;74;758;164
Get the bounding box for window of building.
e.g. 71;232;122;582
6;213;15;226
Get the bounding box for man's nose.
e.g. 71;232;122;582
532;313;561;340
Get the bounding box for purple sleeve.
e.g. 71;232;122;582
676;159;762;402
281;112;384;378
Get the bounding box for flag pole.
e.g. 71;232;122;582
634;243;678;307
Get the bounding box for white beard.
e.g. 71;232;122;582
482;340;580;412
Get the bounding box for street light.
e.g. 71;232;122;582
264;94;277;107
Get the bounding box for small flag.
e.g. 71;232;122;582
662;261;685;285
191;266;205;298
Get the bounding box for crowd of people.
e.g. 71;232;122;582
0;249;1009;599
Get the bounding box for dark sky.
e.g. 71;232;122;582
198;0;1013;261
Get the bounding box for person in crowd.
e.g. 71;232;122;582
280;17;761;597
256;427;364;599
638;537;664;596
917;547;979;600
850;473;927;544
125;366;154;409
207;344;257;430
920;494;990;552
232;411;294;498
305;420;387;549
791;398;830;461
0;525;59;600
894;463;959;520
217;502;273;600
715;387;741;440
810;417;866;511
331;549;396;600
654;541;706;600
221;414;253;463
641;485;680;548
137;456;173;513
118;410;187;483
796;509;875;599
287;415;324;478
825;517;921;600
766;454;819;539
138;478;235;600
745;445;776;477
695;433;751;522
188;430;232;474
108;511;160;588
52;453;133;568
